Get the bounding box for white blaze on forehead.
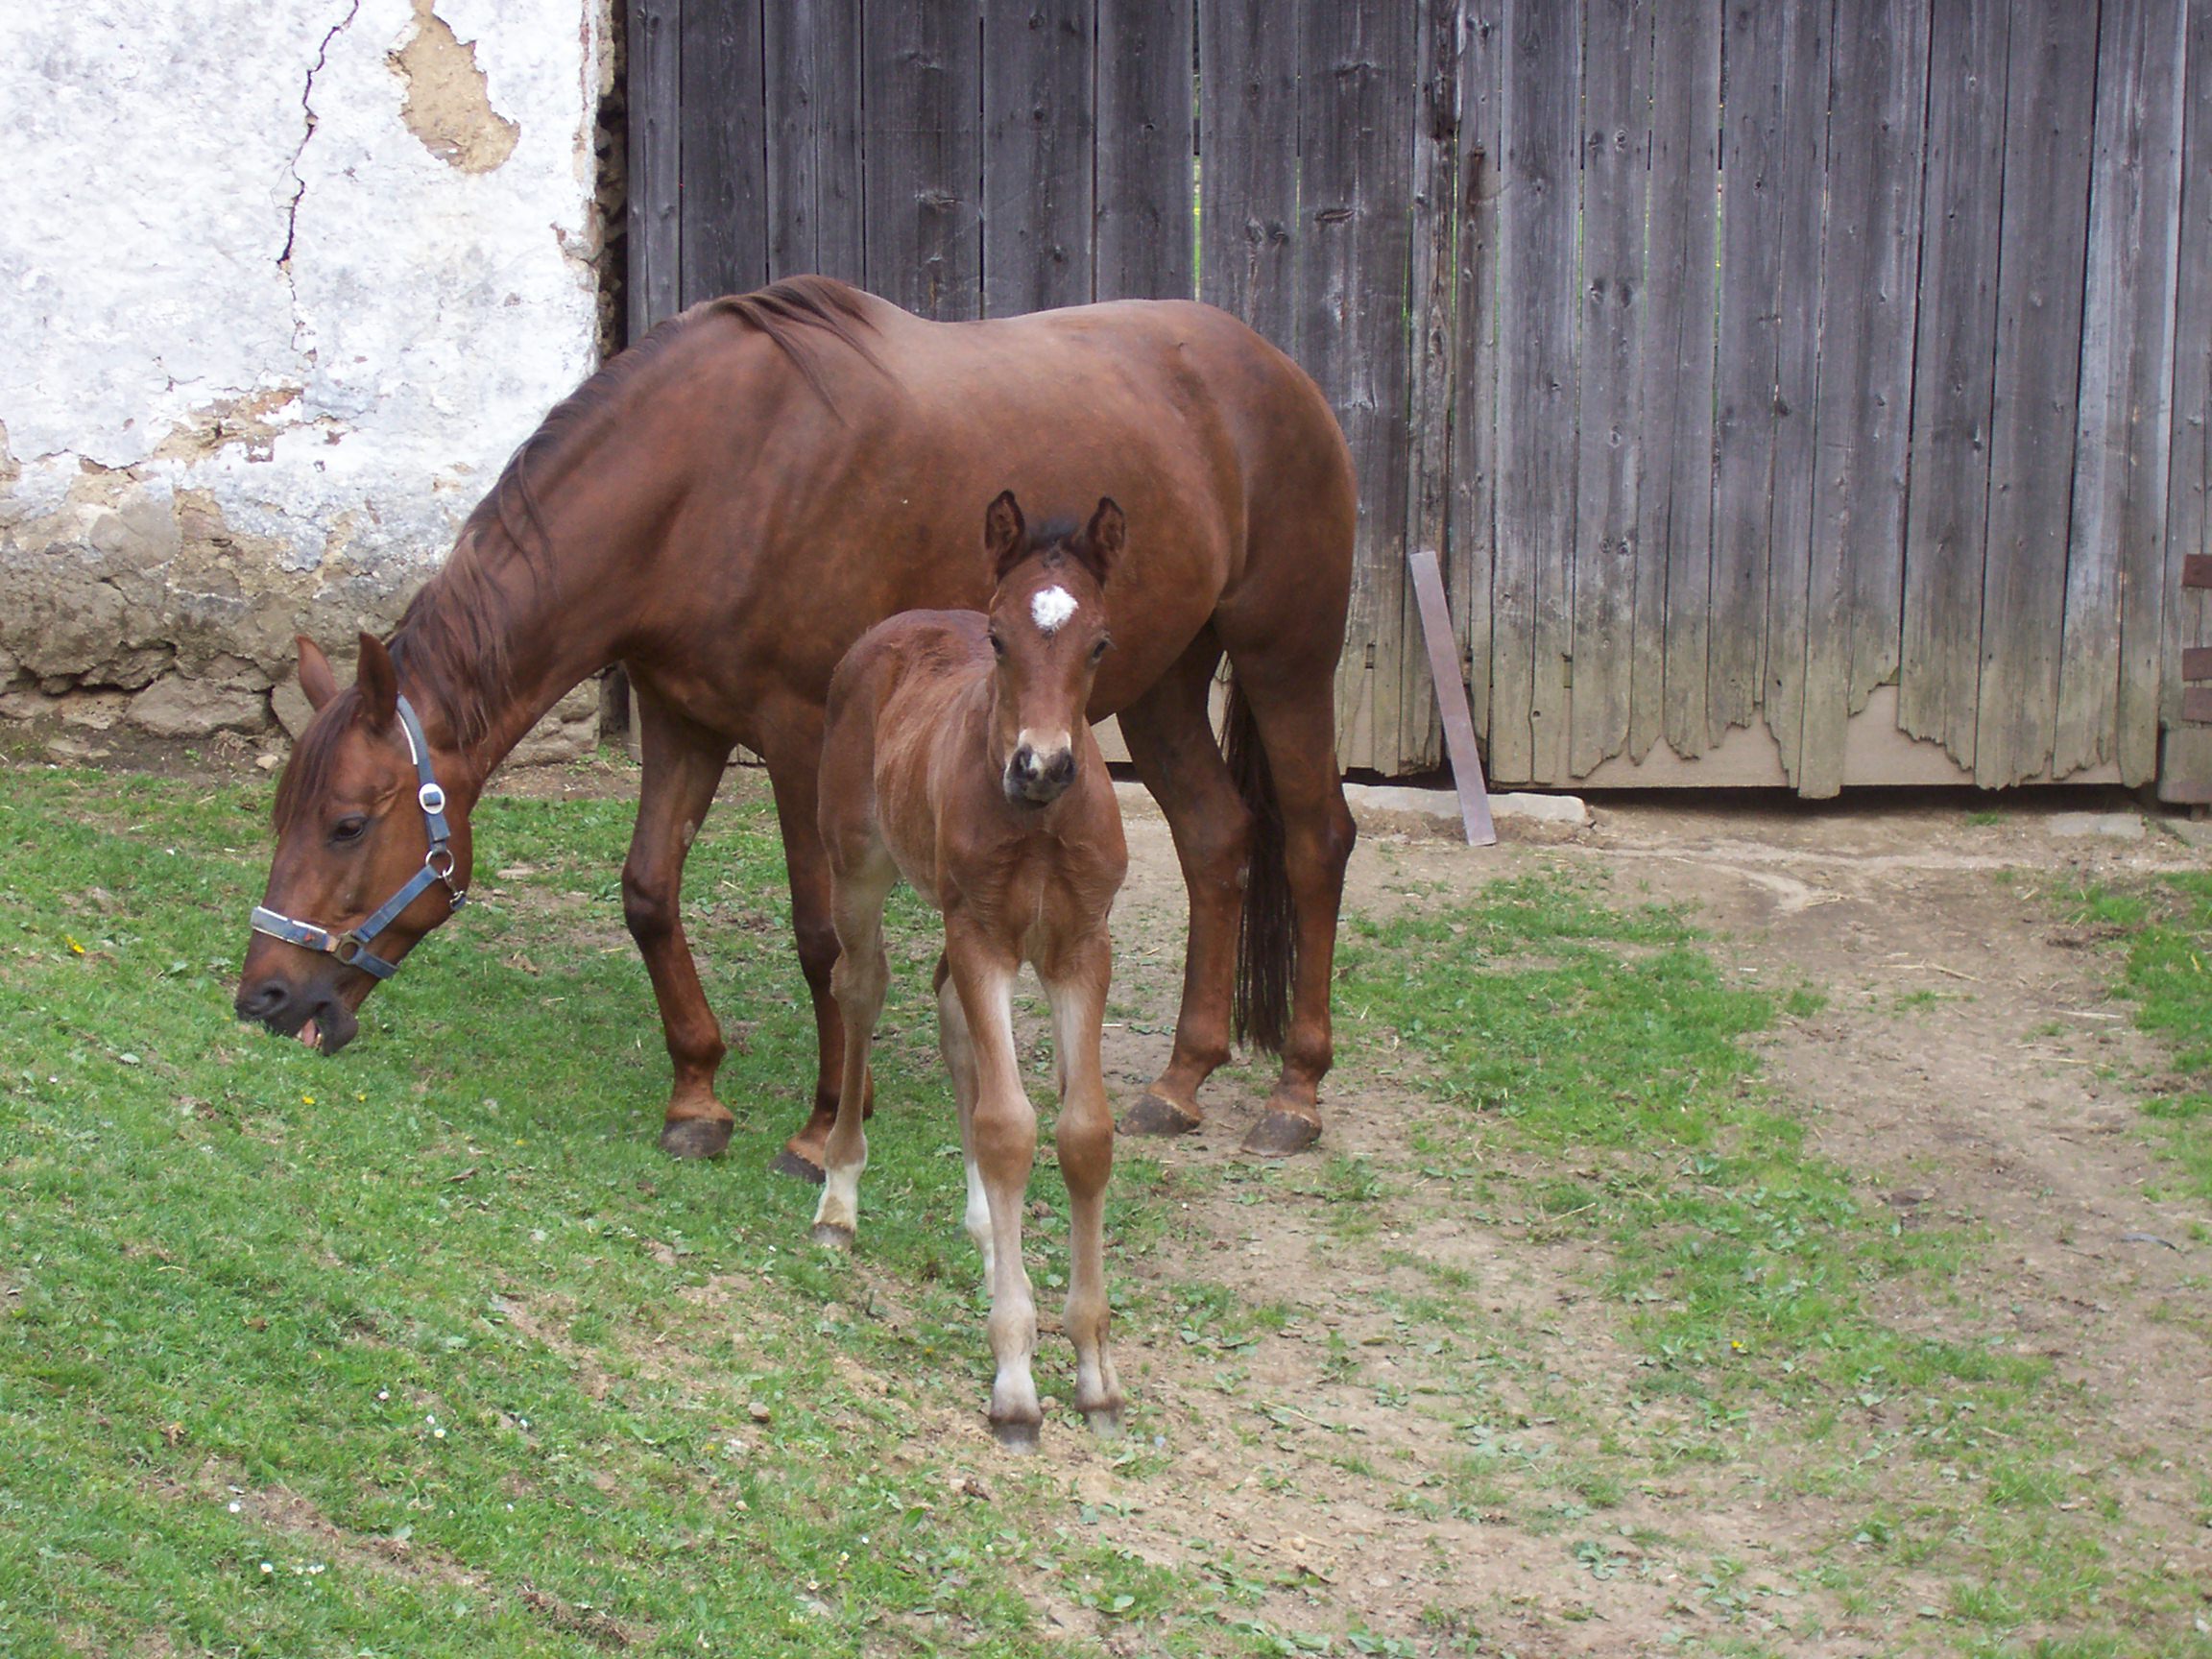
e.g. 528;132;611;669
1030;585;1079;635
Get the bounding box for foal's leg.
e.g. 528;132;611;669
622;693;736;1160
1114;631;1253;1136
947;927;1044;1449
933;954;995;1284
1040;929;1124;1435
811;844;896;1246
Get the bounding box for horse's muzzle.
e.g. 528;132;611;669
1004;742;1076;806
235;976;361;1055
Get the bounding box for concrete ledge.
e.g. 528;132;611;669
1110;779;1589;842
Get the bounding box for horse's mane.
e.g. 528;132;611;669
276;277;885;811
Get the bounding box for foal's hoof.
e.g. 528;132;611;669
810;1221;854;1250
1083;1404;1124;1440
990;1417;1043;1454
1241;1109;1322;1157
1118;1091;1201;1138
770;1147;828;1185
659;1117;733;1161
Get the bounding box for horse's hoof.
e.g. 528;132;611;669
810;1221;855;1250
1082;1404;1124;1440
1241;1109;1321;1157
659;1117;733;1161
990;1417;1043;1454
770;1146;828;1186
1118;1091;1201;1138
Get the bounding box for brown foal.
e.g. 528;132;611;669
811;493;1128;1449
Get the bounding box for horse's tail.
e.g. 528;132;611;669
1225;675;1294;1055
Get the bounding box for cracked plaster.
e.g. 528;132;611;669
0;0;608;746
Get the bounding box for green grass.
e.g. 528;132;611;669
1334;867;2210;1657
7;768;2211;1656
2062;873;2212;1202
0;764;1171;1656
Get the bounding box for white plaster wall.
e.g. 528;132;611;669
0;0;609;744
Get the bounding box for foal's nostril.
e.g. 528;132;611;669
1045;750;1075;786
236;979;289;1022
1012;745;1041;781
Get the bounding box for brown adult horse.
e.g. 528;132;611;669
234;276;1357;1170
814;493;1127;1448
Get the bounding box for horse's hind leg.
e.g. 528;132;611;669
1040;930;1124;1435
811;844;895;1246
1115;629;1253;1136
1213;655;1357;1156
623;693;736;1161
946;927;1044;1450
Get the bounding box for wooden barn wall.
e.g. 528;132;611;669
629;0;2212;797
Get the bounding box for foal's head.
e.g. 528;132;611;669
981;490;1120;808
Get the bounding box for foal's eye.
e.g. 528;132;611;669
988;631;1007;659
330;815;370;846
1090;636;1112;663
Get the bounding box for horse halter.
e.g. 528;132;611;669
250;694;467;981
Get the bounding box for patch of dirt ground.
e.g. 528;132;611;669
950;783;2212;1656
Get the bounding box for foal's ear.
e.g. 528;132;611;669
297;636;339;711
1074;496;1125;584
983;489;1027;581
354;632;399;733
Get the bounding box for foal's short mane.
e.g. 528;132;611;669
276;277;884;820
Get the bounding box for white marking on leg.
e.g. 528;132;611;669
815;1155;865;1235
964;1156;995;1281
1030;586;1077;634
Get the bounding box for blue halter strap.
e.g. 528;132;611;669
250;694;467;980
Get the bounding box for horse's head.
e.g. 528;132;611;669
233;633;472;1054
981;491;1119;809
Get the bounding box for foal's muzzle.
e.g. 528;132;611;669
1005;741;1077;806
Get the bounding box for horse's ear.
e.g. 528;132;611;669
354;632;398;733
1075;496;1124;584
297;636;339;711
984;490;1026;581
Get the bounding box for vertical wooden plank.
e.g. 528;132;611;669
1758;2;1831;790
864;0;984;320
1452;5;1503;749
1710;0;1787;742
1095;0;1195;301
1567;0;1650;779
680;0;767;302
1636;0;1719;761
764;0;867;285
1798;0;1929;797
1398;0;1461;772
1491;0;1580;785
984;0;1095;317
1898;0;2009;769
1300;0;1416;775
1973;0;2100;788
2057;0;2187;785
2161;0;2212;801
627;0;683;335
1197;0;1299;349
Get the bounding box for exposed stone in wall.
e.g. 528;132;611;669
392;0;520;173
2;2;613;766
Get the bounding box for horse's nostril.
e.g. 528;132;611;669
236;979;289;1022
1046;750;1075;785
1013;746;1039;781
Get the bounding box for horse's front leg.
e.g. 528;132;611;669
1040;928;1124;1436
623;694;736;1160
760;712;868;1184
947;925;1044;1450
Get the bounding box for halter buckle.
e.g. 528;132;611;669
419;781;446;815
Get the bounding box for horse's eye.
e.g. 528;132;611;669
331;815;369;845
988;631;1006;659
1090;636;1111;663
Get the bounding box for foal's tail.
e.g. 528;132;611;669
1224;676;1294;1055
